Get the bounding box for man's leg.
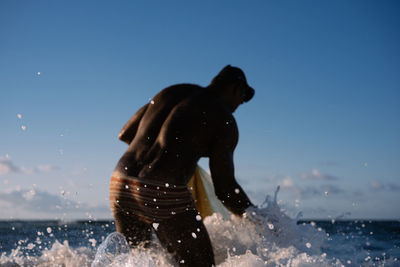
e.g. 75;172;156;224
155;210;215;267
113;209;153;247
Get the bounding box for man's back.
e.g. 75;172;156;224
116;83;238;185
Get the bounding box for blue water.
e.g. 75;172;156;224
0;219;399;266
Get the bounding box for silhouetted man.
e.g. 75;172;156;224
110;65;255;266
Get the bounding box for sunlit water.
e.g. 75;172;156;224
1;190;399;266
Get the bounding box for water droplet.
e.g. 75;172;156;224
152;223;159;230
89;238;97;247
306;242;311;248
46;227;52;234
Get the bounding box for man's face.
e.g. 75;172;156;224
234;71;255;104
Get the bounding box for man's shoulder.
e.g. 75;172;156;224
158;83;202;97
151;83;203;109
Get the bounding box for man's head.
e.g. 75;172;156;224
210;65;255;111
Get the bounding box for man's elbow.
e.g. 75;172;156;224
118;132;130;144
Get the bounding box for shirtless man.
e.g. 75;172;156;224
110;65;255;266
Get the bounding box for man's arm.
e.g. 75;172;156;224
118;103;149;144
209;144;254;215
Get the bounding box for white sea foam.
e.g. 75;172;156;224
0;240;95;266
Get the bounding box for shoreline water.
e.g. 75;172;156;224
1;219;399;266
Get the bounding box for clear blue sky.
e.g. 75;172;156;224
0;0;399;220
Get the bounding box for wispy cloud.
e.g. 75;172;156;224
0;189;110;219
369;180;400;192
301;184;344;197
369;180;385;190
318;161;339;167
266;175;302;195
0;158;59;176
33;165;60;173
0;159;23;175
352;190;364;197
300;169;338;181
266;174;344;199
320;184;344;195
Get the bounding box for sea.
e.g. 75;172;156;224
0;190;399;266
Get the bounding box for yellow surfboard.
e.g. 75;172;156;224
188;166;230;220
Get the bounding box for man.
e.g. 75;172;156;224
110;65;255;266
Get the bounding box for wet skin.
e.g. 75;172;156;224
113;65;255;266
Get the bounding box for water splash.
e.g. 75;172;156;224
91;232;130;267
204;186;340;266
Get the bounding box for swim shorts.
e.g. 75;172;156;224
110;174;197;223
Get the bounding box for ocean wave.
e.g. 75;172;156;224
1;188;398;266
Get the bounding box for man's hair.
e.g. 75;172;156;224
210;65;247;87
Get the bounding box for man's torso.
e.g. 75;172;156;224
114;84;238;185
